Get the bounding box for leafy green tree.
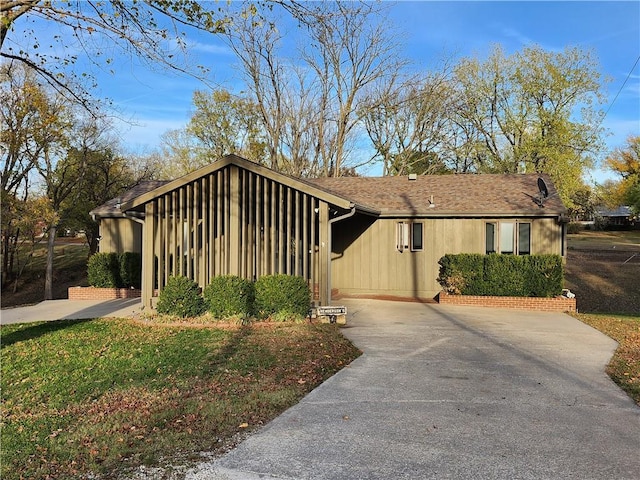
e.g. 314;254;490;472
568;185;599;221
1;62;70;288
188;89;267;162
59;146;139;255
452;45;606;206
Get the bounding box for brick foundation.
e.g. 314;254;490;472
437;291;577;313
68;287;142;300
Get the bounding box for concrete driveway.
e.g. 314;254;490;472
188;299;640;480
0;298;141;324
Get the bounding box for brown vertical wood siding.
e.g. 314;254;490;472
330;215;564;300
137;165;329;307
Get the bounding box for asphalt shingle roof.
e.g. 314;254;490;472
308;173;566;216
91;158;566;219
90;180;169;218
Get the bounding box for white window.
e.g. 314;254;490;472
397;222;423;252
500;222;515;254
486;221;531;255
397;222;410;252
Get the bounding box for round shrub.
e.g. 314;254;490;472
203;275;254;319
254;274;310;320
156;276;206;318
87;252;121;288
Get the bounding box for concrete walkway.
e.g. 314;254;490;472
0;298;141;324
187;299;640;480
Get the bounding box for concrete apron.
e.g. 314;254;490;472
188;298;640;480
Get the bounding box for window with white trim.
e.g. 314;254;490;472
485;221;531;255
397;222;424;252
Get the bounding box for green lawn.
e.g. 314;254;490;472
1;319;361;479
576;313;640;406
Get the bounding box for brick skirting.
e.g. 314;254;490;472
68;287;142;300
437;291;577;312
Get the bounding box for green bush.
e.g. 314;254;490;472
437;253;564;297
156;276;206;318
203;275;254;319
119;252;142;289
254;274;311;320
87;252;121;288
524;255;565;297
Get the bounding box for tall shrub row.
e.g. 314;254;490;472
156;274;311;320
437;253;564;297
88;252;142;289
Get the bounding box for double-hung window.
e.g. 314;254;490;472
485;221;531;255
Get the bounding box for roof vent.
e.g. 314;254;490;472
408;173;417;181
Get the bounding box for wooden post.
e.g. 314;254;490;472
229;166;240;275
319;202;329;305
142;201;156;310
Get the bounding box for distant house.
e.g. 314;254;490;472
91;155;568;309
596;206;636;229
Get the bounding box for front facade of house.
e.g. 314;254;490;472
91;155;568;309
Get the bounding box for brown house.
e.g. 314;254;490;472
91;155;568;309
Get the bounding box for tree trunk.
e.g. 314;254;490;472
44;225;57;300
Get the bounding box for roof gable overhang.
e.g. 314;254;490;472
119;154;380;215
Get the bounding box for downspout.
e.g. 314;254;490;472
326;205;356;305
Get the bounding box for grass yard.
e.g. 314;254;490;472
1;319;361;480
567;229;640;251
576;313;640;406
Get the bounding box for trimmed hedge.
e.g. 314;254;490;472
87;251;142;289
156;276;206;318
254;274;311;319
87;253;120;288
437;253;564;297
203;275;254;319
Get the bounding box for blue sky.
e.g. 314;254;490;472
11;1;640;182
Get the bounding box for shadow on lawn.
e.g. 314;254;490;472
207;325;253;369
0;319;93;349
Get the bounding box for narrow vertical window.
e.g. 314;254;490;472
411;223;423;251
396;222;409;252
500;222;515;254
518;223;531;255
485;222;496;254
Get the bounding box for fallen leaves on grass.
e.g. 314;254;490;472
1;319;360;480
576;313;640;405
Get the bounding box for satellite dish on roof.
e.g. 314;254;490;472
526;176;557;208
537;177;549;199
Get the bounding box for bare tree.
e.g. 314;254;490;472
363;70;454;176
223;0;405;177
294;1;405;176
